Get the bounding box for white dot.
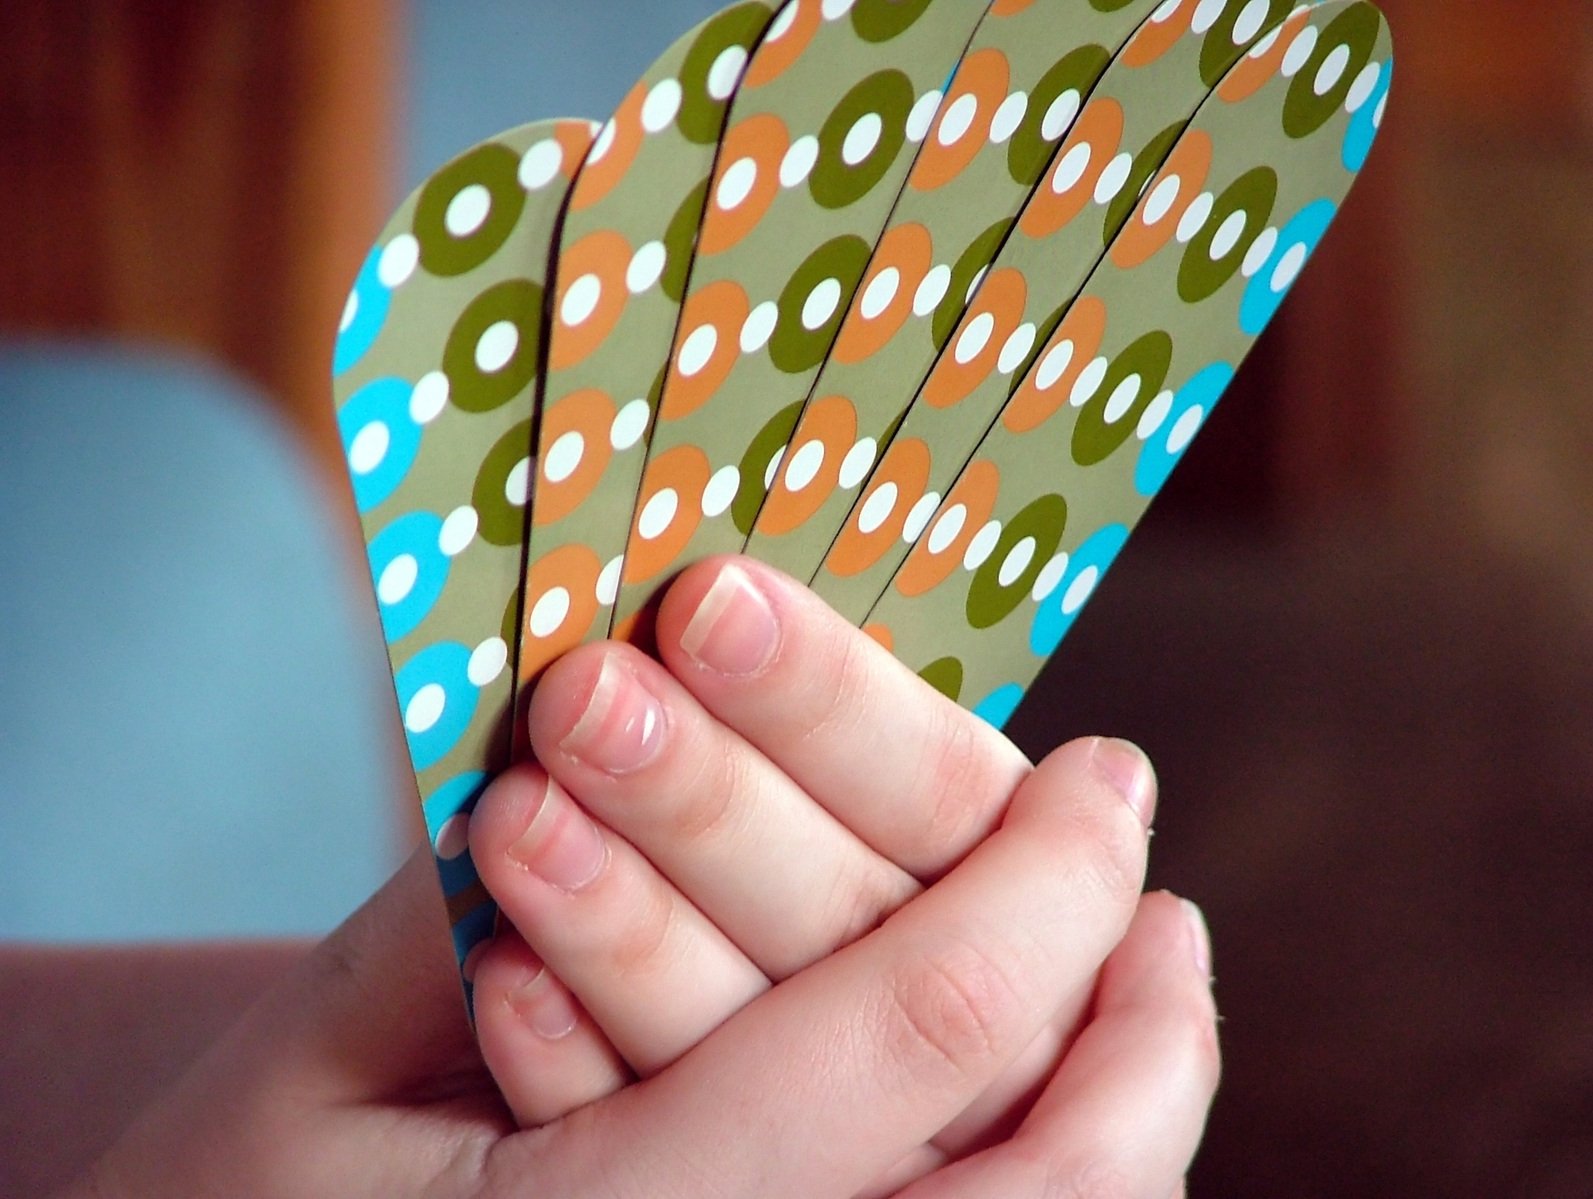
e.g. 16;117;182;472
707;45;747;100
913;264;951;315
1138;390;1174;439
445;184;492;237
1032;552;1069;602
702;465;740;516
1281;26;1318;77
740;300;779;352
1041;89;1081;141
842;113;883;166
1177;192;1215;243
1233;0;1270;43
1346;62;1382;113
596;555;623;606
378;235;420;288
964;266;988;303
998;323;1036;375
1051;142;1093;195
561;273;602;327
990;91;1027;144
936;93;979;147
1094;152;1134;205
467;636;508;687
1151;0;1182;22
505;457;530;506
927;503;967;554
998;535;1037;587
348;421;390;475
642;79;683;133
838;437;876;489
1209;210;1249;260
434;812;470;860
802;277;842;330
1036;339;1075;391
777;440;822;493
542;431;585;484
1104;374;1142;424
953;312;995;365
339;290;359;333
377;553;418;605
780;136;819;187
857;481;899;535
637;488;678;540
821;0;854;18
902;491;940;543
1071;356;1109;407
627;241;666;293
1249;24;1284;58
610;398;649;450
763;446;786;490
860;267;900;320
1061;565;1099;616
1167;405;1205;454
438;506;479;557
1315;44;1352;96
1243;226;1279;278
519;139;563;189
964;519;1002;570
1373;93;1388;128
1143;175;1182;226
1191;0;1225;34
1271;242;1309;293
475;320;519;373
528;587;571;639
410;371;450;423
587;119;617;165
906;90;943;143
765;3;798;41
677;324;718;377
717;157;758;211
404;683;446;733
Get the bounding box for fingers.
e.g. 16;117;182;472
653;557;1033;878
486;734;1152;1199
889;892;1220;1199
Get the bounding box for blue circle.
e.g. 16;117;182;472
394;641;480;771
332;246;391;377
1240;199;1337;336
1343;59;1391;173
367;512;451;644
423;771;488;896
338;377;422;513
1030;523;1131;656
1135;362;1234;497
972;683;1025;731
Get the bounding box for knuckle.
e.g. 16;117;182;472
1060;797;1146;905
878;936;1024;1087
821;867;920;962
797;621;873;742
913;709;994;862
1041;1157;1137;1199
661;737;744;844
599;872;680;979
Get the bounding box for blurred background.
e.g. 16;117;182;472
1;1;1589;1195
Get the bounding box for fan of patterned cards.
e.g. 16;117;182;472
332;0;1392;975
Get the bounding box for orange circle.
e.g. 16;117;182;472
658;280;751;421
832;222;933;364
825;437;932;578
922;268;1027;410
620;443;711;586
1110;130;1213;270
744;0;822;89
571;86;644;210
517;542;603;683
894;458;1001;598
1120;0;1195;68
1219;8;1312;103
757;394;859;535
861;621;895;652
1002;296;1108;433
699;114;789;256
532;388;617;526
910;49;1010;192
549;230;632;369
1018;98;1124;240
989;0;1038;13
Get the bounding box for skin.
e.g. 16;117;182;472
45;558;1217;1198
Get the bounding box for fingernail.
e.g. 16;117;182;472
679;563;779;677
509;965;580;1040
1092;737;1157;827
508;779;608;893
1181;898;1212;979
561;658;665;775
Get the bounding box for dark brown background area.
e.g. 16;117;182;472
3;2;1590;1194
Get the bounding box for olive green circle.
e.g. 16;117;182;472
769;234;872;374
918;657;964;702
810;70;914;210
1200;0;1290;87
966;494;1068;631
1284;4;1381;139
442;279;543;413
472;418;534;547
1007;45;1111;187
1177;166;1277;304
851;0;935;42
1089;0;1143;10
677;2;770;144
661;179;708;303
1072;331;1174;467
1103;121;1183;247
933;219;1012;350
730;400;804;536
500;587;521;648
412;143;527;278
